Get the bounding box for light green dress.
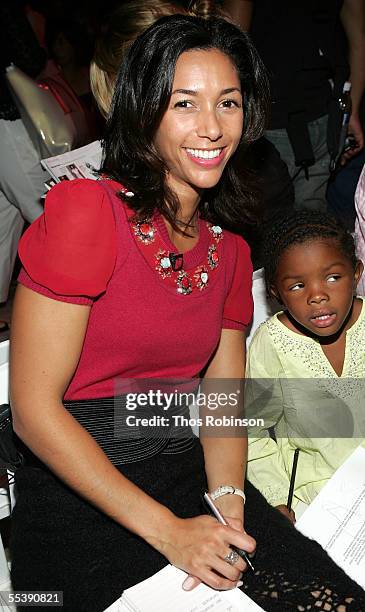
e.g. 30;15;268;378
246;297;365;508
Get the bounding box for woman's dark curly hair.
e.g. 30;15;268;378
263;210;358;296
101;14;269;233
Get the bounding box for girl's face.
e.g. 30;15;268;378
271;238;363;337
154;48;244;201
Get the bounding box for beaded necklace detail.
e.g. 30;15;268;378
133;220;155;244
132;216;223;295
102;183;223;295
208;225;223;242
100;182;224;295
176;271;193;295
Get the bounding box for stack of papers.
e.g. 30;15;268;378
105;448;365;611
104;565;265;612
41;140;102;185
296;446;365;589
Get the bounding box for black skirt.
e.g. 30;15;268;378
11;439;365;612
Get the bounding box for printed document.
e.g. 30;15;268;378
296;446;365;589
41;140;102;183
104;565;265;612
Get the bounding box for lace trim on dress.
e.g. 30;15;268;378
265;301;365;401
242;569;361;611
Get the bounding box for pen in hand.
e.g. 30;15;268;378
203;491;255;572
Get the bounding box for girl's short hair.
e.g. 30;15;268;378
263;210;358;294
101;14;269;231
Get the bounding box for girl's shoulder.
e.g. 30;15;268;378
247;314;284;377
248;314;282;353
251;312;284;340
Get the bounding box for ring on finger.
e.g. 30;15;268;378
224;550;240;566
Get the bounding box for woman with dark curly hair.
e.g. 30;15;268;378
9;13;365;612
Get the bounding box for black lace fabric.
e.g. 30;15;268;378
242;570;362;611
242;481;365;611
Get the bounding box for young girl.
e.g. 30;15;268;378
246;210;365;519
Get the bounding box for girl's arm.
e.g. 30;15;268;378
245;327;291;509
10;285;254;590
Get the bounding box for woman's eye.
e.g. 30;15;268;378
289;283;304;291
174;100;194;109
219;99;241;109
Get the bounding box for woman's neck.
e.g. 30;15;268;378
165;178;202;242
167;176;202;221
164;213;199;252
175;205;199;234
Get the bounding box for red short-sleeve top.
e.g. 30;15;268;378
18;179;253;400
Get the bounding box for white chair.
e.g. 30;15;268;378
246;268;281;346
0;339;12;596
0;339;9;404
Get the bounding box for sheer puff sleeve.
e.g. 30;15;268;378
222;236;253;331
18;179;116;304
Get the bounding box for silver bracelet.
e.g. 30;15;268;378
210;485;246;503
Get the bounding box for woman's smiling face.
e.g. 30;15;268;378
153;48;244;200
272;238;363;337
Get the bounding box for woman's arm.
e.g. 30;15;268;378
182;329;251;591
340;0;365;159
200;329;247;524
10;285;175;535
11;285;254;590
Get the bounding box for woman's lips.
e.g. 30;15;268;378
185;147;226;167
310;312;337;328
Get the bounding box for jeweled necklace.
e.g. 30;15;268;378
132;217;223;295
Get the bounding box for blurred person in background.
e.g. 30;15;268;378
0;0;48;333
326;86;365;230
90;0;193;119
224;0;365;214
44;9;103;141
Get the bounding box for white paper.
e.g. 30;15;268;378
296;446;365;589
104;565;265;612
41;140;102;182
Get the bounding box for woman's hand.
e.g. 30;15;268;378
340;114;364;165
214;494;244;526
153;514;255;591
